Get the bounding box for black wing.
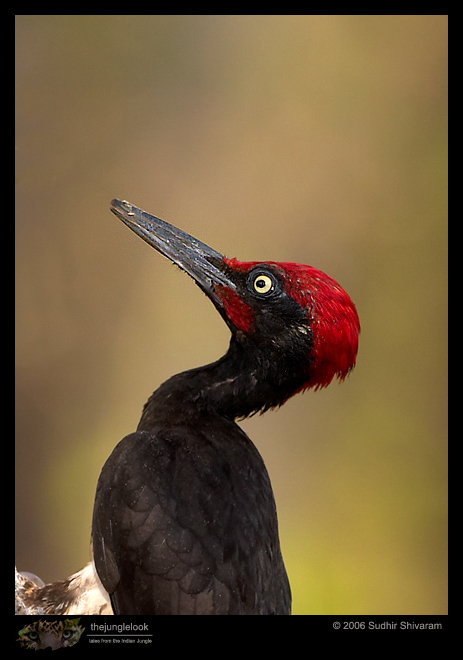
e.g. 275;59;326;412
92;428;291;615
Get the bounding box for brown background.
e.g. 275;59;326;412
16;15;447;614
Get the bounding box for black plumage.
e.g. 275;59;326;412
92;199;360;615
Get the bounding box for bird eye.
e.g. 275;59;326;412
252;273;275;295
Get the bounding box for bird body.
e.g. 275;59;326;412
94;425;289;614
92;200;360;615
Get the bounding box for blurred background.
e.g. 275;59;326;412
15;15;447;615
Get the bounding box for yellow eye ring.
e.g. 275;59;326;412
253;274;274;295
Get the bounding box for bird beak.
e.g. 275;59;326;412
111;199;237;308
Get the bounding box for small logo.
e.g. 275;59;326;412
17;618;85;651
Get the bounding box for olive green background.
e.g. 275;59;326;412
16;15;447;614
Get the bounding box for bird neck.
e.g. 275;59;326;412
137;336;311;430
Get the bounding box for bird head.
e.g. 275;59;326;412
111;200;360;398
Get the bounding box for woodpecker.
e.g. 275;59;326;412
92;199;360;615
